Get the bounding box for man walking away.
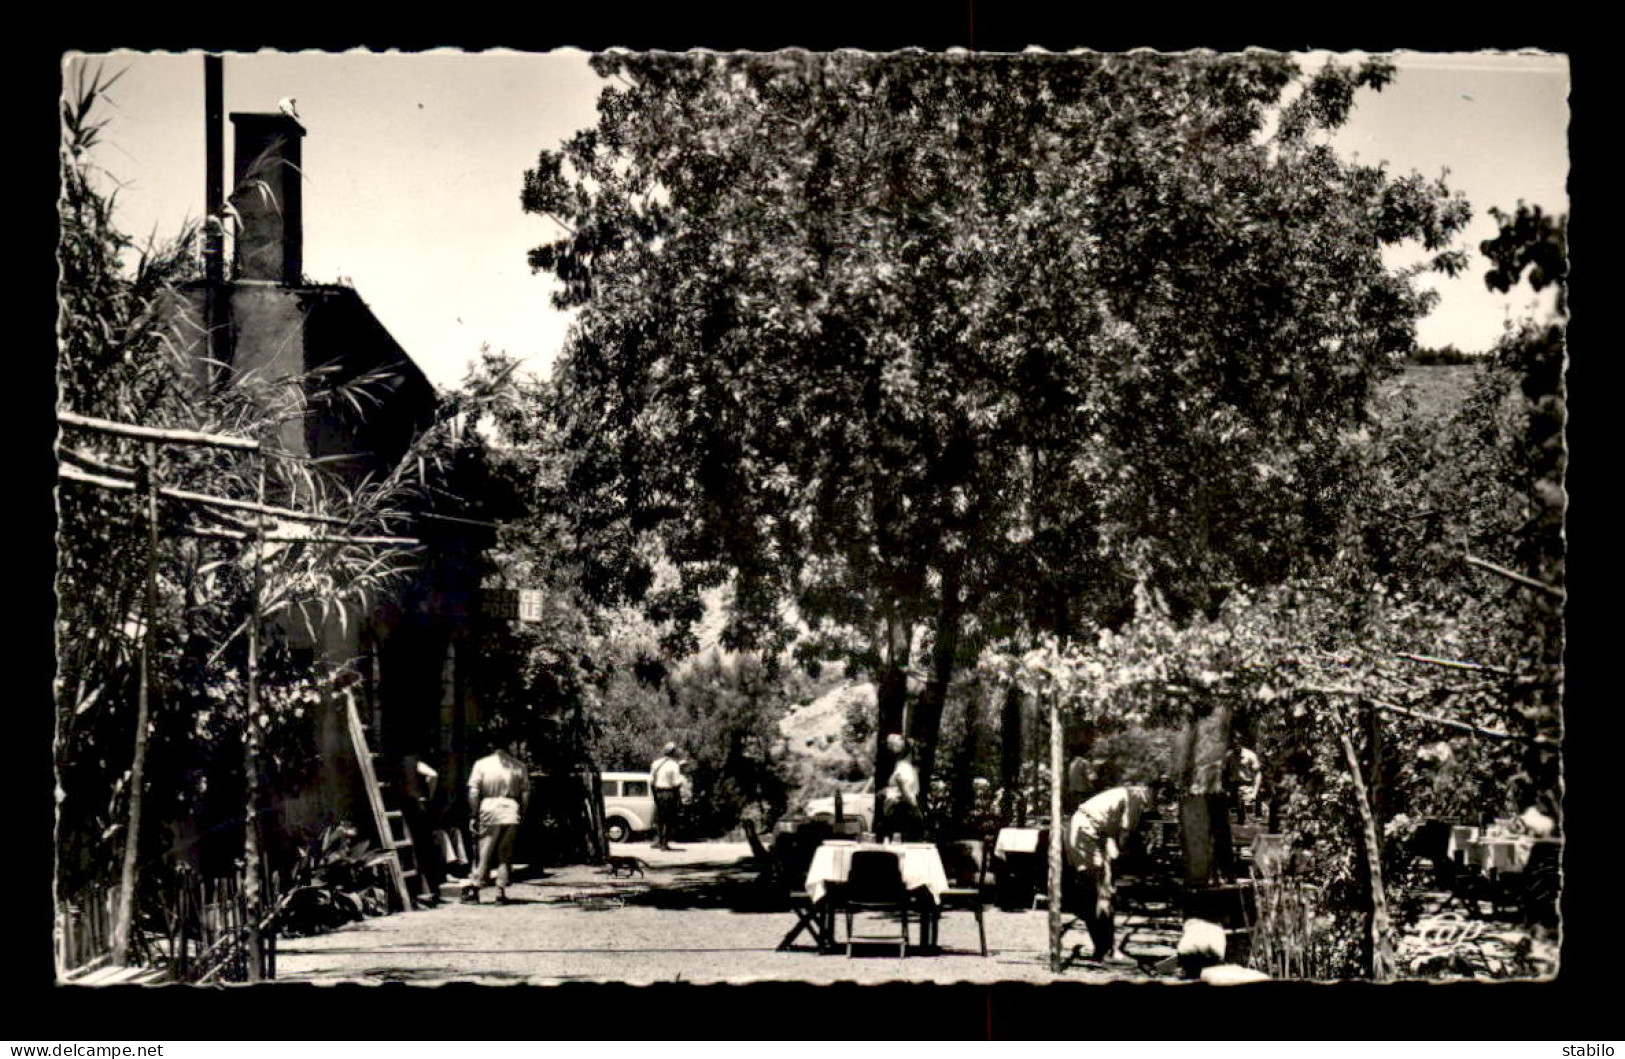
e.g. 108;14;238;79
463;731;530;905
650;741;685;851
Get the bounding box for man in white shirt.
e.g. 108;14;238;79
650;741;685;851
463;733;530;905
1064;784;1152;961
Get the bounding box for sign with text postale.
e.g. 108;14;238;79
483;588;519;620
518;588;543;623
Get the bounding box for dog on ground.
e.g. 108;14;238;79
603;855;648;878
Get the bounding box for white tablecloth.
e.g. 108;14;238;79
1469;837;1534;873
993;828;1043;858
1446;825;1480;861
804;841;949;906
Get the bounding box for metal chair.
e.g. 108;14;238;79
843;850;909;957
936;839;989;956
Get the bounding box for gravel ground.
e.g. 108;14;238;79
272;841;1177;986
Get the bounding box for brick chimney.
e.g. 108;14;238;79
229;112;305;285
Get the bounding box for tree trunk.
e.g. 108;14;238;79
1339;721;1395;982
947;678;985;831
1047;692;1065;972
1173;702;1234;886
871;610;912;796
1368;702;1383;824
999;685;1024;825
908;559;965;796
111;442;160;968
1064;719;1097;816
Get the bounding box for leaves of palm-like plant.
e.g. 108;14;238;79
55;67;462;901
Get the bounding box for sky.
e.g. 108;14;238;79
65;48;1569;390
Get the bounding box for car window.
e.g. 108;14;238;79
622;780;650;798
602;780;619;797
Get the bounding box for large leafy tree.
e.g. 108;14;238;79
523;51;1469;788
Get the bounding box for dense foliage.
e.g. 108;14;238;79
522;51;1470;787
56;53;1562;980
974;197;1566;975
457;350;803;837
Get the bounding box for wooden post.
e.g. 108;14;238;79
1047;691;1064;973
241;459;266;981
111;441;160;967
1338;719;1394;982
203;54;226;385
1368;700;1383;825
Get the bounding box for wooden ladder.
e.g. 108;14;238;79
342;690;420;912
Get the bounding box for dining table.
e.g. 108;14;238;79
990;827;1049;909
1446;824;1481;864
803;840;951;952
992;826;1046;860
803;840;950;906
1469;832;1563;874
1459;831;1561;920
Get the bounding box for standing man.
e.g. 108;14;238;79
1064;783;1153;961
463;731;530;905
650;741;685;851
882;733;924;842
400;752;446;905
1226;745;1263;824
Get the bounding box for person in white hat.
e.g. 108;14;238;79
650;741;685;851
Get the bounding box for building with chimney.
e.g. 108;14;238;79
173;109;495;866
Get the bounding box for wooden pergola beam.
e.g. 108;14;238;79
179;526;420;547
1302;684;1550;744
58;410;260;451
60;463;349;527
1392;652;1512;676
159;484;348;526
1465;553;1564;601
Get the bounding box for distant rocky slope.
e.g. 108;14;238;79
774;680;876;814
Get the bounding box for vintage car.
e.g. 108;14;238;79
802;778;877;831
600;771;657;843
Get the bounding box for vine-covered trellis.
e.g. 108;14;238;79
57;410;421;979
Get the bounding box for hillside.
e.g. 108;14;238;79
774;680;876;809
1382;362;1481;422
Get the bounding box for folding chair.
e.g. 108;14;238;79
842;850;910;957
936;839;989;956
744;821;831;952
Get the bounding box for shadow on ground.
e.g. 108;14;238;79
505;856;790;915
615;858;785;912
361;966;528;982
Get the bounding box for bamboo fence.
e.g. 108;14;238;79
57;865;281;984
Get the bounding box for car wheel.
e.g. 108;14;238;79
605;817;631;844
